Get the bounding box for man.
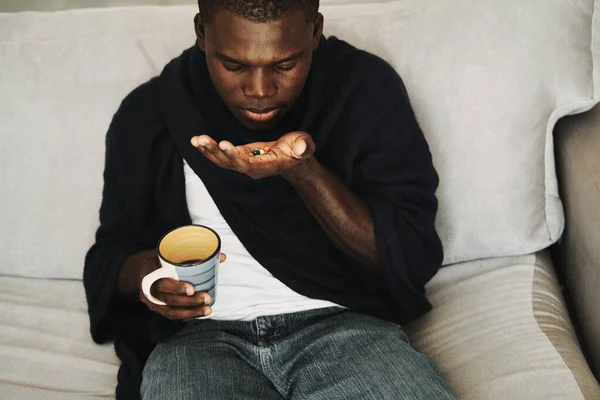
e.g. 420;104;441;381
84;0;456;399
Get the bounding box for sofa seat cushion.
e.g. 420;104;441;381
405;250;600;399
0;276;118;398
2;251;599;399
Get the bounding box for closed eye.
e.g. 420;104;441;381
223;62;244;72
275;63;297;72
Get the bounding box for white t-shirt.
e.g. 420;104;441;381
184;161;343;321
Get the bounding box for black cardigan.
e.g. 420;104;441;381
84;36;443;399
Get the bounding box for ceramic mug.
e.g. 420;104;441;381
141;225;221;306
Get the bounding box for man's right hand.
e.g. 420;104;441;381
118;249;226;320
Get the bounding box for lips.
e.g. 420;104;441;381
240;107;280;122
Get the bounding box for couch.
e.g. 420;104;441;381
1;1;599;399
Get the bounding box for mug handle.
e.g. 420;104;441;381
141;268;179;306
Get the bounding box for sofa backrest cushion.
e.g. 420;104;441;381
0;0;598;278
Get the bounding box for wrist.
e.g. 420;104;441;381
118;249;156;301
281;156;319;183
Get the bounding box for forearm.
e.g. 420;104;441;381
282;157;382;275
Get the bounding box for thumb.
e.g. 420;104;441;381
291;136;313;159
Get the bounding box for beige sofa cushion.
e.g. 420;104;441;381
1;1;599;279
405;250;600;399
0;277;118;398
2;252;598;399
324;0;600;265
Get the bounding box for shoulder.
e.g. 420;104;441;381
107;77;165;154
112;77;161;128
318;36;407;96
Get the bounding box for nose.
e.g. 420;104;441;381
242;68;277;100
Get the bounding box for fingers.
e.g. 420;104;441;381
161;305;212;320
190;135;212;148
153;278;194;296
140;292;213;320
155;291;212;308
205;141;233;167
219;141;253;172
140;283;214;320
191;135;234;169
220;252;227;263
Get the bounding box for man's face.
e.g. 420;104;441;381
195;10;323;131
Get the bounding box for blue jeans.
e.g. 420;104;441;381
141;307;456;399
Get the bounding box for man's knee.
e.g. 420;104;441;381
291;313;456;399
358;327;457;399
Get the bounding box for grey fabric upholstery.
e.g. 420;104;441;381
554;104;600;379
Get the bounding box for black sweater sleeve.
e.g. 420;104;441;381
349;56;443;319
83;80;168;344
84;103;150;344
84;77;189;399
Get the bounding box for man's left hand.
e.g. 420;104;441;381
191;131;315;180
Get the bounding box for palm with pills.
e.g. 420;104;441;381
191;131;316;180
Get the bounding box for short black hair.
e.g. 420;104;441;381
198;0;319;24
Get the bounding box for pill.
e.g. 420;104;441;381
252;149;265;156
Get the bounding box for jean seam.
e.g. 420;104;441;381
175;343;182;400
260;344;289;397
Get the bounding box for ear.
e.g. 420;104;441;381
194;13;207;51
312;13;324;51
